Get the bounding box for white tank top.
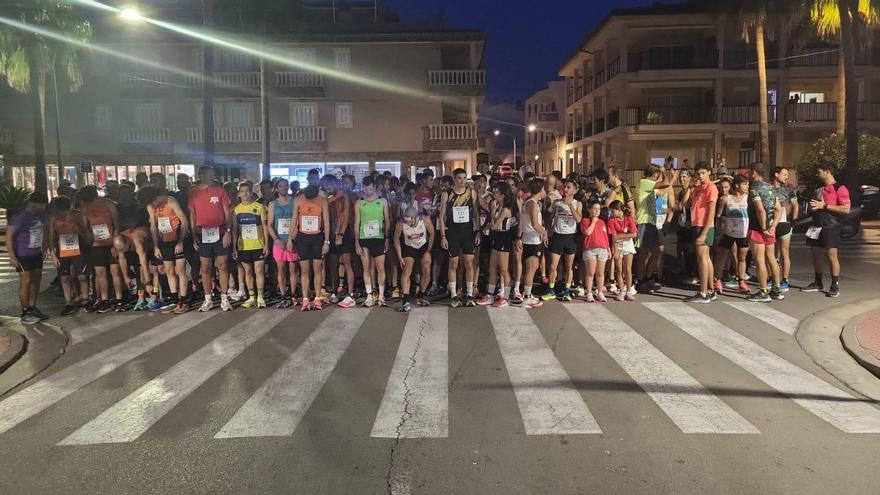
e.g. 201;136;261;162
722;193;749;238
553;199;580;235
402;219;427;249
521;198;542;245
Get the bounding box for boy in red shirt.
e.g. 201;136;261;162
580;201;610;302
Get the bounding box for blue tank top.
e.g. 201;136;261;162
273;197;293;242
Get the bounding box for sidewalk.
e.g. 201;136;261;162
842;309;880;378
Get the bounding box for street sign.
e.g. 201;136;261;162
80;161;94;173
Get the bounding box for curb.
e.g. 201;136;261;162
0;328;27;374
841;311;880;379
795;298;880;402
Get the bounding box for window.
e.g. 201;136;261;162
194;102;223;127
133;102;163;128
336;102;352;128
290;102;317;127
334;48;351;71
95;104;112;130
224;102;254;127
291;48;316;65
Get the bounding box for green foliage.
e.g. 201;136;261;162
0;181;31;214
794;133;880;188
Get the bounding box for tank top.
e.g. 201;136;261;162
723;193;749;238
479;192;492;236
446;188;475;232
328;194;346;236
359;198;385;239
553;199;580;235
521;198;542;245
273;197;293;242
402;219;427;249
154;198;182;242
84;200;115;247
297;196;323;235
54;212;82;258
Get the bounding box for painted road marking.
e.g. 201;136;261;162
371;307;448;438
214;309;370;438
488;307;602;435
645;303;880;433
724;302;799;335
67;315;145;345
566;305;758;434
0;312;216;435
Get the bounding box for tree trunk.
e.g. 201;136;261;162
836;51;846;135
839;0;860;194
202;0;215;169
28;45;48;194
756;18;771;165
260;54;270;180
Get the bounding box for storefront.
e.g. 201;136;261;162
10;163;196;194
268;161;403;186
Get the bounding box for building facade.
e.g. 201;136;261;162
524;81;566;177
558;1;880;174
0;2;486;191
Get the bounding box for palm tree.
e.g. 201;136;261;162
0;1;92;194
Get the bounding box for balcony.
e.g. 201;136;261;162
628;50;719;71
121;128;171;143
607;57;621;79
595;68;606;88
722;50;779;70
858;102;880;121
427;70;485;96
425;123;477;151
183;72;260;88
594;117;605;134
607;110;620;130
276;71;323;88
0;129;12;144
119;72;173;89
626;106;717;125
721;105;778;124
278;126;326;142
187;127;263;143
785;102;835;122
787;48;837;67
537;111;559;122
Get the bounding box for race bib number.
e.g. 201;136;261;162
241;224;259;241
91;224;110;241
157;217;174;234
60;233;79;254
452;206;470;224
201;226;220;243
301;215;319;233
806;226;822;240
363;220;381;238
28;224;43;249
558;217;576;232
277;218;291;236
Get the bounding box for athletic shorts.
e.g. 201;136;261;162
430;229;444;253
272;241;299;263
614;239;637;256
775;222;793;239
806;224;840;249
359;238;387;258
583;247;610;262
58;254;86;276
719;235;748;249
295;232;325;261
637;224;663;249
748;229;776;245
522;243;543;259
446;229;476;257
691;226;715;247
549;233;577;256
158;240;186;261
329;229;355;255
88;246;117;267
491;231;514;253
198;240;229;258
237;248;265;264
15;254;43;272
402;243;429;260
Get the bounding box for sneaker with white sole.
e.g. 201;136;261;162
220;297;233;311
525;296;544;309
338;295;356;308
199;299;213;312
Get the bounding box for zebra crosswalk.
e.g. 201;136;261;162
2;302;880;446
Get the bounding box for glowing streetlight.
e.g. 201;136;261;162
119;7;143;22
527;123;537;132
534;154;540;161
493;129;501;136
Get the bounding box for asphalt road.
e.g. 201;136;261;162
1;235;879;495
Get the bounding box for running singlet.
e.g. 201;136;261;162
154;198;182;242
84;200;115;247
415;187;435;216
521;198;542;245
402;219;428;249
445;189;475;232
234;202;267;251
54;213;82;257
722;193;749;238
273;197;293;242
297;196;323;235
359;199;385;240
552;199;580;235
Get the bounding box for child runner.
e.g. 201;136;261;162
607;200;637;302
580;201;610;302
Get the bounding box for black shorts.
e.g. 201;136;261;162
237;248;265;264
15;254;43;272
446;229;476;257
431;229;443;253
159;240;186;261
522;243;543;259
637;224;663;249
775;222;793;238
491;231;514;253
88;246;117;267
719;235;749;249
402;243;429;260
329;229;355;255
295;232;325;261
549;233;577;256
198;240;229;259
806;224;840;249
58;255;86;276
359;238;387;258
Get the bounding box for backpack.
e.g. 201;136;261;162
811;182;847;228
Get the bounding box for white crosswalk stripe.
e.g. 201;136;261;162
723;302;800;335
644;303;880;433
67;315;145;345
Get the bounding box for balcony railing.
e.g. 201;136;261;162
276;71;323;88
0;129;12;144
720;105;778;124
607;57;621;79
785;102;836;122
183;72;260;88
787;48;837;67
594;117;605;134
428;124;476;140
594;68;606;87
628;50;719;71
857;102;880;121
607;110;620;130
278;126;326;142
626;106;717;125
187;127;263;143
427;70;486;87
121;128;171;143
119;72;173;88
722;50;779;70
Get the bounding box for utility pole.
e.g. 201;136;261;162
51;64;66;187
202;0;215;169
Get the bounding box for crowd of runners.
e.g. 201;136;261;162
4;158;851;323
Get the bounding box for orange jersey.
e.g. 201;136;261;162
53;212;84;257
153;198;182;242
83;199;116;247
297;196;323;235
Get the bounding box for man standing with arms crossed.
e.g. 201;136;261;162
747;162;784;303
802;162;851;298
189;166;234;312
439;168;480;308
771;166;799;292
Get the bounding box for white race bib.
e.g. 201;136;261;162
806;226;822;240
28;224;43;249
241;224;259;241
60;233;79;253
452;206;470;224
558;216;576;233
157;217;174;234
91;224;110;241
301;215;319;233
277;218;291;236
201;226;220;243
363;220;381;238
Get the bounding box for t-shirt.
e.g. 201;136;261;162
689;181;719;228
9;209;46;257
607;215;637;239
773;183;798;223
821;181;851;207
580;217;610;250
748;179;779;230
234;202;268;251
613;182;633;207
190;186;231;228
636;178;657;225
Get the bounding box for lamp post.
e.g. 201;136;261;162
527;123;562;175
493;128;516;169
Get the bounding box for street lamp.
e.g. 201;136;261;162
119;7;144;23
493;129;516;169
527;123;562;174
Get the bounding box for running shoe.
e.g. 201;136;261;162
60;304;79;316
134;299;149;311
277;297;292;309
30;306;49;321
748;290;771;303
596;292;607;303
608;283;618;294
801;283;824;293
220;297;233;312
627;286;637;297
113;300;128;313
585;293;595;303
525;296;543;309
416;298;431;307
313;298;323;310
559;288;572;302
615;292;625;302
540;289;558;302
476;294;494;306
392;287;401;300
426;286;442;297
362;294;375;308
227;288;241;302
723;277;739;289
770;288;785;300
95;300;113;314
510;293;524;305
198;299;213;312
465;296;477;307
20;310;40;325
241;296;256;309
779;280;790;293
493;296;509;308
377;296;387;307
713;279;723;294
575;286;586;298
738;280;750;294
329;292;339;304
257;295;267;309
708;291;718;301
338;295;356;308
301;299;311;312
399;300;411;313
685;293;710;304
624;294;636;302
827;287;840;298
173;303;189;314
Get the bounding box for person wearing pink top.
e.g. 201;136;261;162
803;162;852;298
580;201;610;302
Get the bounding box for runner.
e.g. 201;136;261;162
267;178;298;309
80;185;124;314
233;182;269;309
439;168;480;307
746;162;784;303
520;177;547;309
476;182;518;308
46;195;89;315
803;162;851;298
683;162;719;303
327;175;357;308
772;166;799;292
717;175;752;294
291;184;331;311
114;183;154;311
354;176;392;307
542;178;582;302
393;205;435;312
143;185;191;314
607;200;637;302
189;166;234;312
6;192;49;323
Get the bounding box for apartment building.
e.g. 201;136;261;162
558;0;880;174
524;81;566;177
0;1;486;191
